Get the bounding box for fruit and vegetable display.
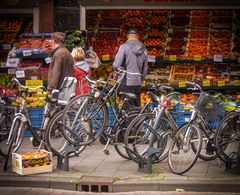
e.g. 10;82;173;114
10;88;48;108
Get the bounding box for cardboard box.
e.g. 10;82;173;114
12;150;52;175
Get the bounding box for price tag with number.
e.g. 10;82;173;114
203;79;211;87
194;55;202;61
45;57;51;64
23;50;32;57
214;54;223;62
169;55;177;61
8;68;16;75
179;81;186;88
16;70;25;78
233;80;240;86
148;55;156;63
102;54;110;61
218;80;225;87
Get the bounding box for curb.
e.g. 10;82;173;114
1;175;240;193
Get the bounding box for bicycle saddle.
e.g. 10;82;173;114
119;92;137;99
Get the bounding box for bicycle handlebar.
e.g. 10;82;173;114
12;78;46;91
85;76;107;85
186;81;202;92
116;68;142;76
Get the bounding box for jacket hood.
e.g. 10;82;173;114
127;40;145;56
75;61;89;73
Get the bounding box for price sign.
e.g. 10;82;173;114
194;55;202;61
2;44;11;50
8;68;16;75
169;55;177;61
214;54;223;62
45;57;51;64
148;55;156;63
203;79;211;87
102;54;110;61
217;80;225;87
179;81;186;88
26;80;43;92
23;50;32;57
168;28;173;33
166;37;172;42
16;70;25;78
233;80;240;86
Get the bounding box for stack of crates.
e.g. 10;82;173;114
173;104;192;127
24;108;44;137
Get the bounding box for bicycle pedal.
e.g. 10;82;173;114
104;150;110;155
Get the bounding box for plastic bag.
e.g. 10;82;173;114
85;50;100;69
6;46;20;67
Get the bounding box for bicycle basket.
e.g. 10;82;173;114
100;71;125;97
195;92;224;120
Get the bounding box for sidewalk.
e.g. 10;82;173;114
0;138;240;193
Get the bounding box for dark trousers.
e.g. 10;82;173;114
118;84;141;110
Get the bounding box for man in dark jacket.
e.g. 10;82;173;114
113;28;148;108
47;32;74;94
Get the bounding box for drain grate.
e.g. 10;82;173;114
79;176;114;192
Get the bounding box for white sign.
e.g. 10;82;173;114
2;44;11;50
6;47;19;67
214;54;223;62
148;55;156;63
16;70;25;78
23;50;32;57
45;57;52;64
8;68;16;75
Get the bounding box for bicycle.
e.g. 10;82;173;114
214;105;240;168
123;85;181;164
3;77;84;170
167;82;228;175
60;69;149;159
0;96;17;156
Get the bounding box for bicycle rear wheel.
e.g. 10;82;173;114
168;122;202;175
45;110;87;157
4;119;23;171
214;112;240;164
62;94;108;146
114;113;139;160
124;113;166;163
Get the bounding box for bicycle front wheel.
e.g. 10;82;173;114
61;94;108;146
45;110;87;157
168;122;202;175
214;112;240;164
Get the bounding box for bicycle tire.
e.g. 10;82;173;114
45;110;87;157
185;121;217;162
168;122;202;175
61;94;108;146
114;113;139;160
124;113;166;163
214;111;240;164
3;119;20;171
0;115;12;157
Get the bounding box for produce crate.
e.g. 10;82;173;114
173;111;192;127
12;150;52;175
24;108;44;137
